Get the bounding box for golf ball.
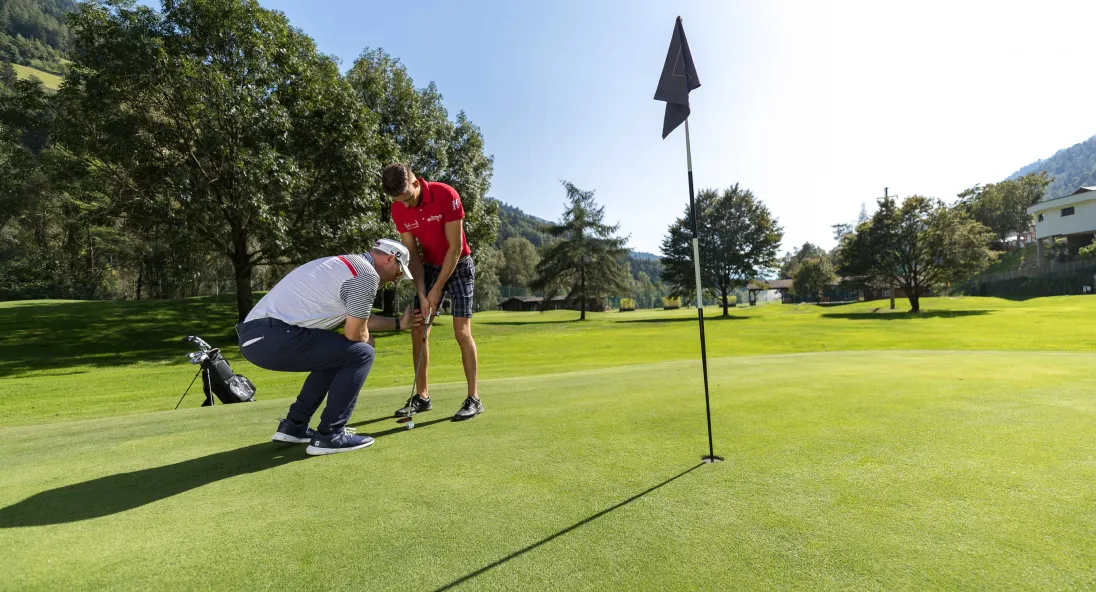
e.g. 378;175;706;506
406;422;415;430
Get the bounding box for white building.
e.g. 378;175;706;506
1027;186;1096;259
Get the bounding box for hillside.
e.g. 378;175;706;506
494;199;662;282
11;62;58;89
0;0;76;75
1007;133;1096;201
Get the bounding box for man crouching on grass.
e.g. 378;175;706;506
236;239;414;456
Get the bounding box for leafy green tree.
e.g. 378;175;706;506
500;236;539;287
792;257;837;303
780;241;828;279
57;0;388;321
661;184;783;317
0;0;77;73
957;172;1051;243
530;181;631;320
347;48;498;313
346;48;497;256
632;271;654;308
836;195;995;312
468;245;503;312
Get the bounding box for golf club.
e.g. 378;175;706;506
405;306;441;429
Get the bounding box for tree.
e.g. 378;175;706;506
633;270;656;309
58;0;388;321
831;202;870;243
835;195;995;312
530;181;631;320
500;236;539;287
347;49;499;313
779;241;827;279
793;257;837;303
957;172;1051;244
471;245;503;312
661;184;783;317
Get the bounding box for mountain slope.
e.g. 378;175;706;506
1007;134;1096;201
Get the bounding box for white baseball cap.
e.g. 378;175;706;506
373;238;413;281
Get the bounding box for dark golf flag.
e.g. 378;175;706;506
654;17;701;139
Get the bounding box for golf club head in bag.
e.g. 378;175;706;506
177;336;257;408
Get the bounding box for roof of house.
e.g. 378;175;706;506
500;296;544;303
747;279;793;290
1028;185;1096;212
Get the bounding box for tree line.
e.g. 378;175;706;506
781;172;1051;312
0;0;75;74
0;0;496;322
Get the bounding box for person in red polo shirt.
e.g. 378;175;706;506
382;163;483;421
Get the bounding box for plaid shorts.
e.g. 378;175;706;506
417;256;475;318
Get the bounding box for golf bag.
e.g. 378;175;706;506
176;336;256;409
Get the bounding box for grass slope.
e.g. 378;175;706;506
4;296;1096;426
9;63;61;89
2;351;1094;590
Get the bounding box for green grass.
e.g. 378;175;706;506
9;63;62;90
2;296;1096;589
4;295;1096;425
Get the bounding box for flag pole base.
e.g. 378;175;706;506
701;455;724;464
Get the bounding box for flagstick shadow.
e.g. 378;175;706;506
432;463;705;591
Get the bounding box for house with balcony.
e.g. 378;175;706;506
1027;186;1096;261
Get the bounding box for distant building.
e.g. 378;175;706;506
1028;186;1096;260
498;295;604;312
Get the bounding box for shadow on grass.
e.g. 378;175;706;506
0;298;240;378
350;416;452;435
620;314;746;324
822;310;990;321
432;463;704;591
480;318;584;326
0;442;309;527
0;415;456;528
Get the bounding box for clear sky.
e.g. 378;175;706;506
249;0;1096;254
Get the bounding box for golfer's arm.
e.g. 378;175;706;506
344;315;370;343
401;231;427;296
433;220;464;288
366;315;399;332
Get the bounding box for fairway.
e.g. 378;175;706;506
2;298;1096;590
2;351;1094;590
5;296;1096;425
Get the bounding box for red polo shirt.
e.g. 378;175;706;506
391;178;471;267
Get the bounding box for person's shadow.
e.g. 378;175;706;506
0;416;455;528
0;443;308;528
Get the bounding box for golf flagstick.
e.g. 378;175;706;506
654;16;723;463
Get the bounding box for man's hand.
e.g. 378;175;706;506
399;305;413;330
425;288;443;319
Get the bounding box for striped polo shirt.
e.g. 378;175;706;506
245;253;381;331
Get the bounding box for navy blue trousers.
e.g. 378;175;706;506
237;317;374;433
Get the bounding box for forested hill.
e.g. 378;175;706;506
1007;134;1096;201
494;200;662;282
0;0;77;75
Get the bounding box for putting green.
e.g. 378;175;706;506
2;350;1093;590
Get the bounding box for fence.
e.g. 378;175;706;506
972;257;1096;284
966;257;1096;299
